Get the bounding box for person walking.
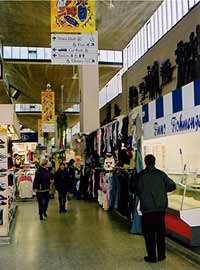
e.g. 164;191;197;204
54;162;69;213
33;159;51;221
136;154;176;263
66;159;75;200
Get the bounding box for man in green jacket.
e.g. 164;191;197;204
137;154;176;263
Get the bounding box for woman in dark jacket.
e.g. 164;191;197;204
66;159;75;200
33;159;51;220
54;163;69;213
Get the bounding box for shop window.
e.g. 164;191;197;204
72;122;80;135
12;47;20;59
153;12;159;42
137;31;141;58
151;17;156;47
177;0;183;21
123;48;128;72
99;88;107;108
166;0;172;30
114;51;122;63
65;104;80;113
28;48;37;59
117;73;122;94
132;37;136;64
140;28;144;56
99;50;108;62
188;0;195;8
158;6;163;39
37;48;45;60
182;0;189;15
107;51;115;63
162;1;168;35
20;47;28;59
3;47;11;58
127;44;132;68
146;21;152;49
171;0;178;26
143;26;148;53
44;48;51;59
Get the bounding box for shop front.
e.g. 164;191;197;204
142;80;200;246
0;105;20;242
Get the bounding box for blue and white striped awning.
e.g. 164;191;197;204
142;80;200;124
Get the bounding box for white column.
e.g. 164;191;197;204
79;64;100;133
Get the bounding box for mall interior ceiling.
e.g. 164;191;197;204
0;0;162;130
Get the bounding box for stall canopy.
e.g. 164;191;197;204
142;80;200;140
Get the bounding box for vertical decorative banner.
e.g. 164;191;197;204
51;0;96;33
38;119;44;144
41;91;55;132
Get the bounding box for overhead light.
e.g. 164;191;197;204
72;66;79;80
109;0;115;9
10;85;20;99
72;73;78;80
46;82;52;90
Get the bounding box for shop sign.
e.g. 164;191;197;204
41;91;55;133
51;0;96;33
51;32;98;65
21;132;38;143
42;123;55;133
143;105;200;140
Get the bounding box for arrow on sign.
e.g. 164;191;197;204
52;36;56;41
53;54;57;58
52;48;56;52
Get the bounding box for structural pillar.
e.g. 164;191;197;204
79;64;100;133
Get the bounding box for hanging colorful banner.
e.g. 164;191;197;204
38;119;43;137
41;91;55;124
41;91;56;133
51;0;96;33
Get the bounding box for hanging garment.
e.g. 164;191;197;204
112;122;118;150
118;119;123;140
18;175;33;199
117;171;129;217
135;114;143;143
106;125;113;153
121;116;129;144
97;129;102;156
99;172;109;210
131;139;143;234
98;190;103;206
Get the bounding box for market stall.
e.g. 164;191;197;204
142;80;200;246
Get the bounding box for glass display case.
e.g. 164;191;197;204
168;173;200;211
166;173;200;246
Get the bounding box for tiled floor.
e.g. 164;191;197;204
0;198;198;270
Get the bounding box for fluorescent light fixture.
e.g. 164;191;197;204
10;86;20;99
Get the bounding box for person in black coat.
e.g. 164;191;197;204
54;163;69;213
136;154;176;263
33;159;51;220
66;159;75;200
